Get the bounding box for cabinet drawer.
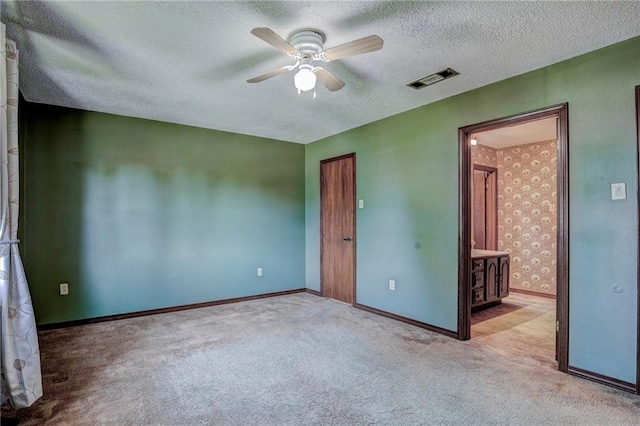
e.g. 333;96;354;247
472;288;485;305
472;271;484;289
472;259;484;272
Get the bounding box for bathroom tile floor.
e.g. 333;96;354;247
471;292;556;368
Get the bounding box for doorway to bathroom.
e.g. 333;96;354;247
458;104;569;372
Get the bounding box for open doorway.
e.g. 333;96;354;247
470;118;558;367
458;104;569;373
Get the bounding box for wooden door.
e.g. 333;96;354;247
472;165;497;250
472;169;487;249
320;154;356;304
485;171;497;250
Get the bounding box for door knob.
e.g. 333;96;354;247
343;237;352;241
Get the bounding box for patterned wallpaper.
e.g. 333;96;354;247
471;141;557;296
496;140;557;296
471;144;497;168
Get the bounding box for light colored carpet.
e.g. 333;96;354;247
2;293;639;425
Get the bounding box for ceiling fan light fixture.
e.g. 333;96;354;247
294;67;317;91
248;27;382;94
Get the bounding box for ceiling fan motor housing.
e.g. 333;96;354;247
288;29;326;57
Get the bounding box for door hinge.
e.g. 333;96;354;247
556;320;560;333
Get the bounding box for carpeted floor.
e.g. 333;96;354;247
2;292;639;425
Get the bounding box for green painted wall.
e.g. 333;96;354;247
305;37;639;384
17;35;639;387
20;104;305;325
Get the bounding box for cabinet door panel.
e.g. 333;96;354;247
485;258;499;302
499;256;510;297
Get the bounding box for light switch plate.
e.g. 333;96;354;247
611;183;626;200
358;199;364;209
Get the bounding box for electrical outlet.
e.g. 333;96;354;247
389;280;395;291
257;267;263;277
59;283;69;296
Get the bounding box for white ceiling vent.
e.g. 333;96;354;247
407;68;459;90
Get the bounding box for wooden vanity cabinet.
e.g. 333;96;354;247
471;251;510;310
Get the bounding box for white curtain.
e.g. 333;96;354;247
0;22;42;409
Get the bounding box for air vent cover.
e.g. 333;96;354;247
407;68;459;90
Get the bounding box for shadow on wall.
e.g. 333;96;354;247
22;103;305;325
21;104;86;326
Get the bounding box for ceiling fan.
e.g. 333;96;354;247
247;27;383;95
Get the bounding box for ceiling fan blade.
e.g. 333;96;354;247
250;27;298;55
247;66;294;83
314;68;345;92
322;35;383;61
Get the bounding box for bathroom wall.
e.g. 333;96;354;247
471;144;497;168
497;140;557;296
472;140;558;296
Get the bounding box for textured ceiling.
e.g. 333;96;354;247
476;117;557;150
2;1;640;144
